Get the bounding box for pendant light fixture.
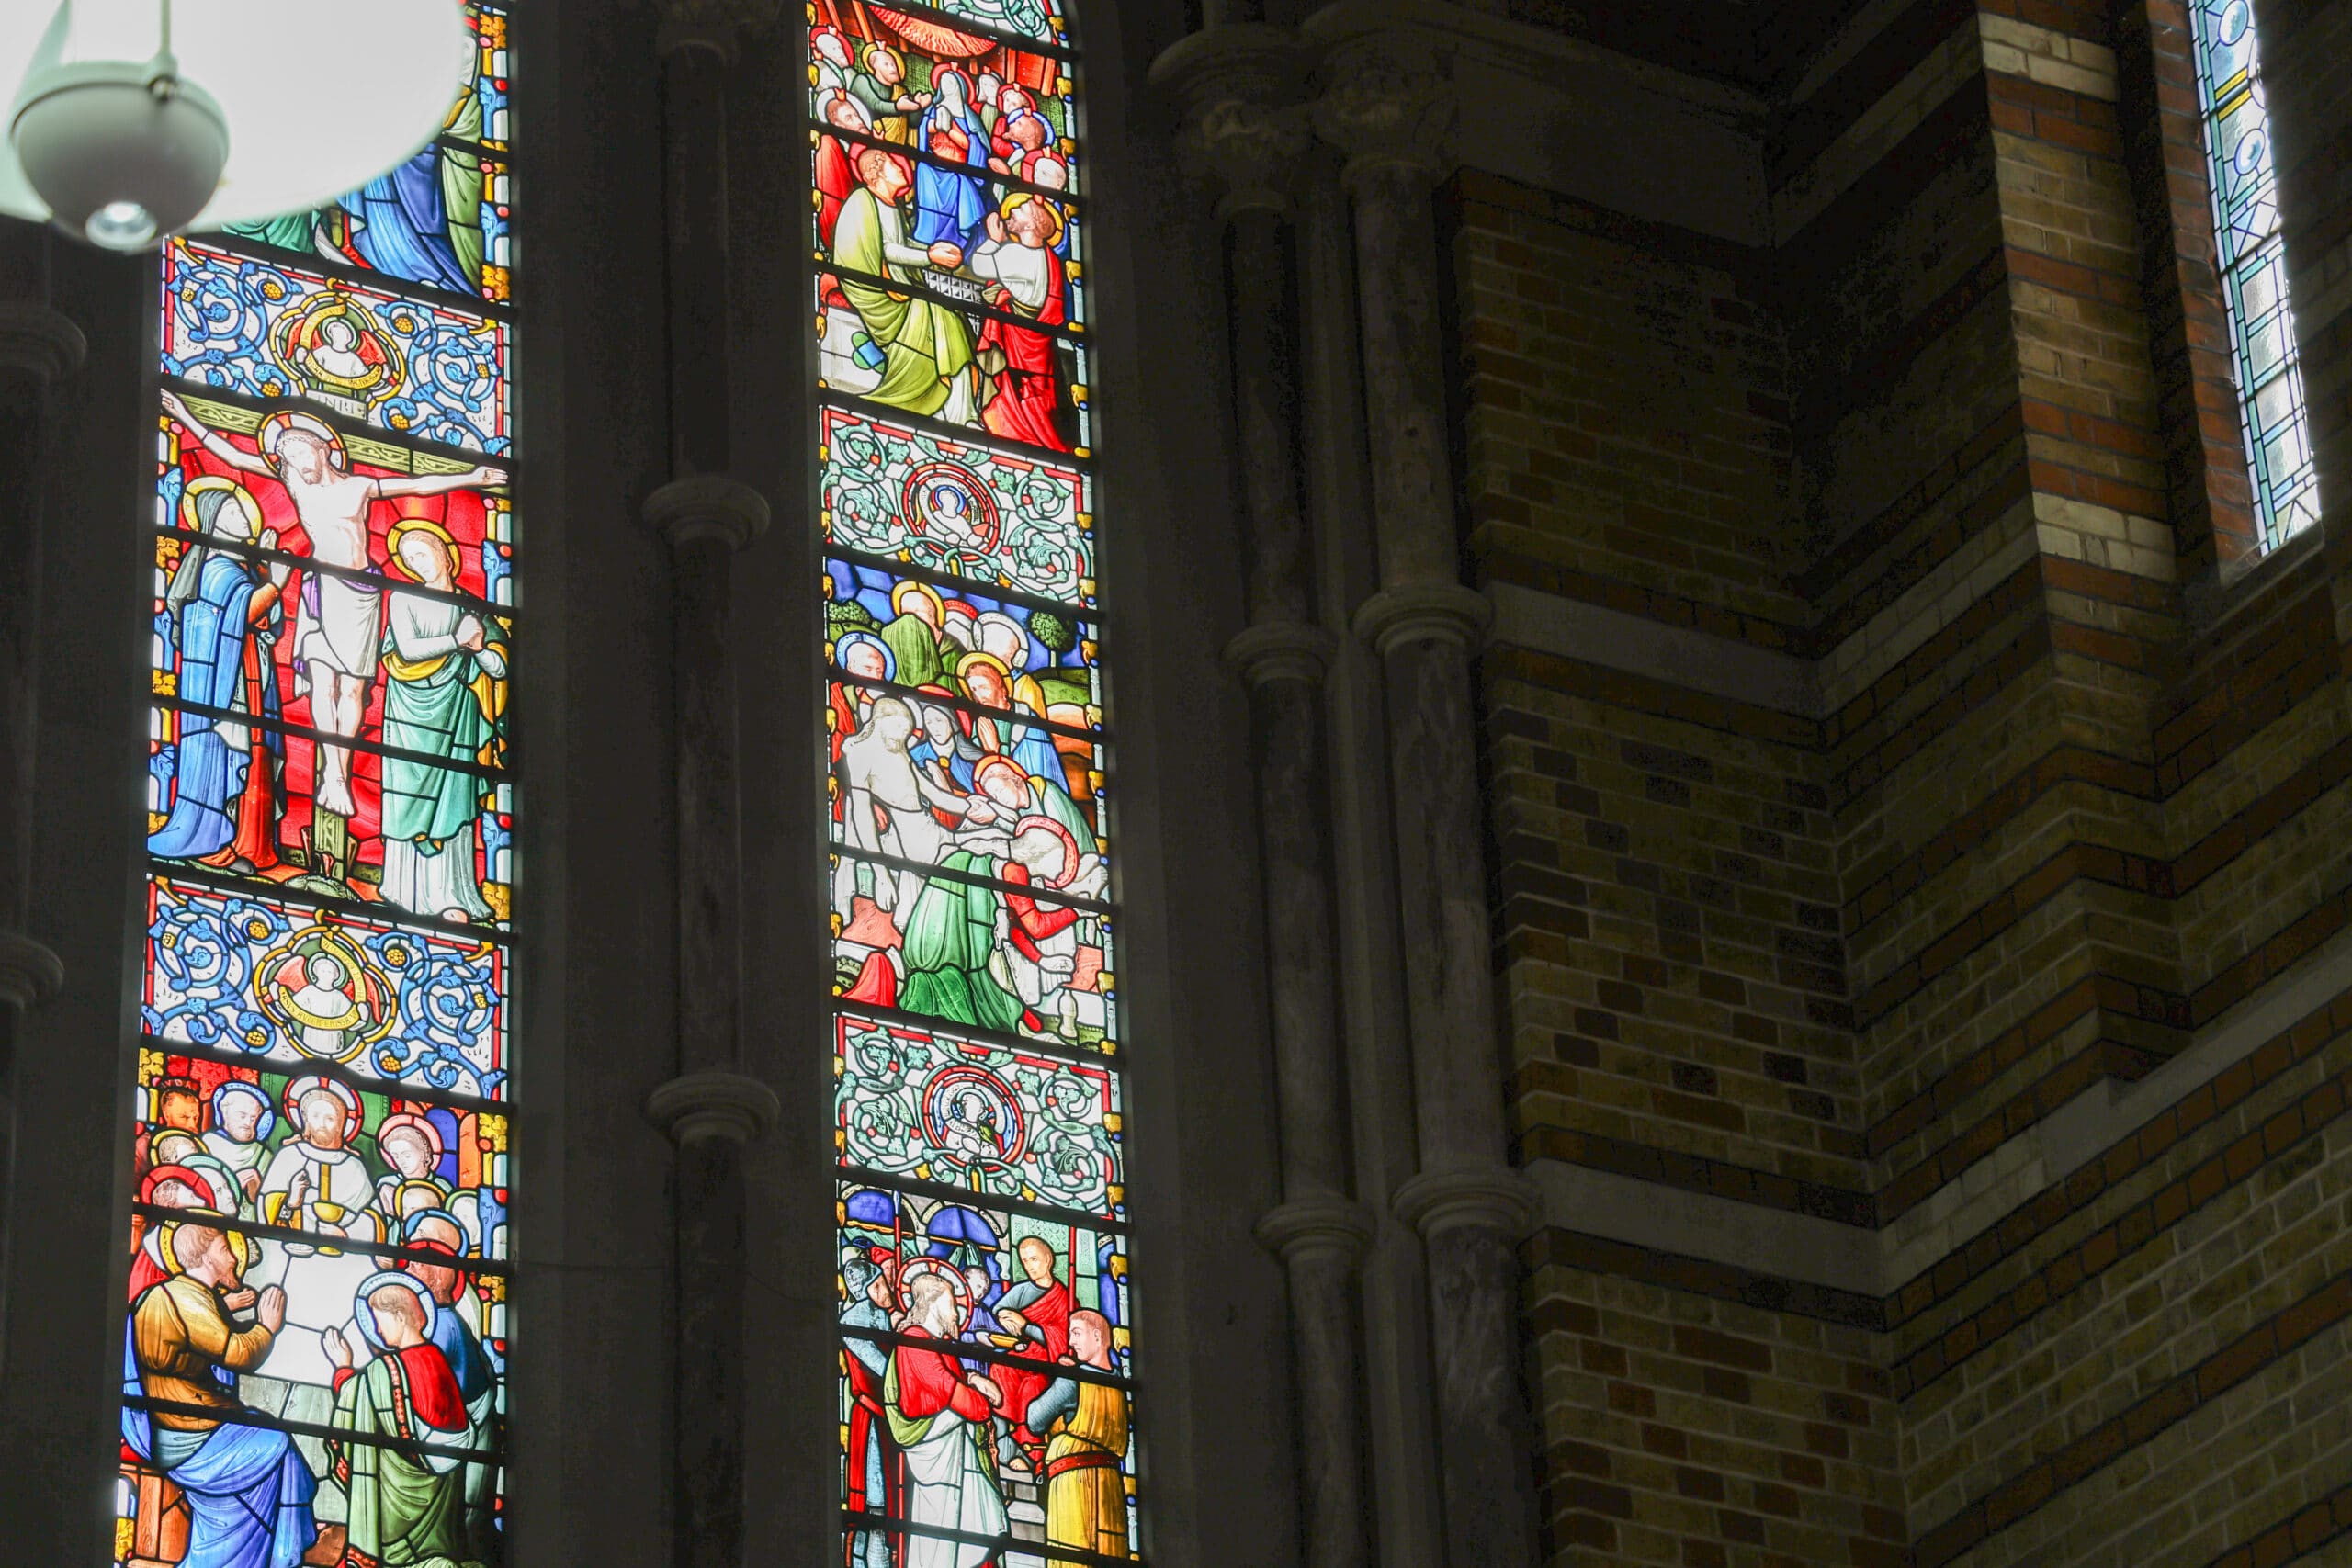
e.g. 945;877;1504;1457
0;0;469;251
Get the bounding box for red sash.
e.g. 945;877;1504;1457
1042;1446;1117;1483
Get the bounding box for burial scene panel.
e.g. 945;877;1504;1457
820;404;1093;606
831;843;1114;1050
829;677;1106;876
833;1010;1125;1220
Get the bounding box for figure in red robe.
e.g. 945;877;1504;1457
886;1268;1010;1560
816;88;872;255
989;1236;1074;1459
970;194;1070;454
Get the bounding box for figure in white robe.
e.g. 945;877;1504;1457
252;1082;380;1387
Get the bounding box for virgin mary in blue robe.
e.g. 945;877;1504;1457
912;72;994;253
148;520;280;862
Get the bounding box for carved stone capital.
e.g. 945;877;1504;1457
0;303;85;384
1224;619;1336;687
643;474;771;553
1351;582;1490;654
0;929;63;1011
1255;1193;1376;1266
1393;1164;1539;1242
1187;100;1317;221
1154;26;1312;222
647;1069;780;1145
1312;40;1453;192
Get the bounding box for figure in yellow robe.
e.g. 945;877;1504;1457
1028;1308;1130;1558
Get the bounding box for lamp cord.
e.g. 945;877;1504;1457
149;0;178;98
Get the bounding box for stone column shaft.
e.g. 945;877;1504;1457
1158;32;1378;1564
1347;163;1458;592
661;33;735;477
668;525;745;1074
1318;42;1539;1568
0;230;81;1383
648;17;777;1568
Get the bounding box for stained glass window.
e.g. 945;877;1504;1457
809;0;1138;1559
2189;0;2319;549
119;15;514;1567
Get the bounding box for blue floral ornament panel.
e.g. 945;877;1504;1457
162;240;512;455
144;876;509;1101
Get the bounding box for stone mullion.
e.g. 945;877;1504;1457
1314;35;1540;1568
1156;28;1379;1568
645;12;781;1568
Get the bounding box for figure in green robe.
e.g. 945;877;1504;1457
380;520;507;924
900;850;1025;1034
325;1274;485;1568
879;580;947;690
832;147;981;423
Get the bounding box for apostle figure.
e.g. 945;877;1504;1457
970;194;1071;453
847;42;928;142
397;1209;501;1559
914;68;993;253
816;87;874;251
254;1078;381;1386
379;518;507;924
129;1163;239;1300
841;1249;900;1568
879;578;948;689
886;1267;1007;1567
372;1112;453;1225
323;1272;481;1567
203;1082;275;1203
160;391;503;828
150;477;289;869
833;147;982;423
989;1236;1073;1452
956;652;1066;793
1029;1309;1131;1558
125;1222;320;1568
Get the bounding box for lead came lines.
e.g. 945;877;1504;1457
116;9;519;1566
810;0;1140;1561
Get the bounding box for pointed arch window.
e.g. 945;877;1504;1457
2189;0;2318;548
118;12;515;1565
809;0;1142;1560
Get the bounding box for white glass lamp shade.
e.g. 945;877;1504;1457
0;0;470;249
